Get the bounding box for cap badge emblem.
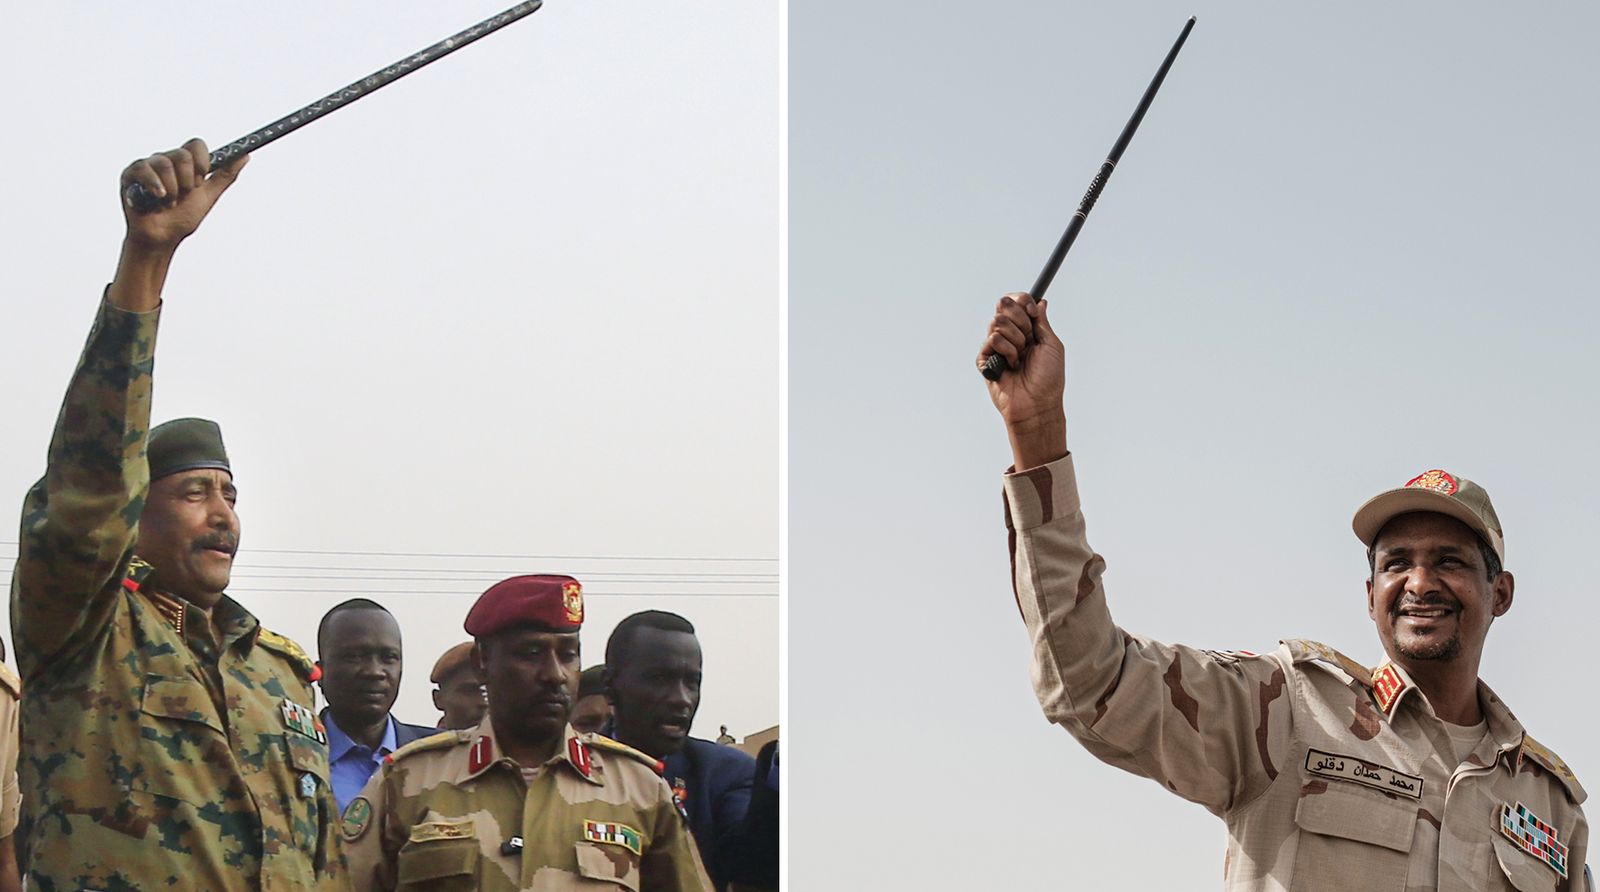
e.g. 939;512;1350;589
563;582;584;623
1404;469;1457;494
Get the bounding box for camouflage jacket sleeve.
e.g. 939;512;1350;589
10;298;159;682
1004;455;1293;816
641;776;716;892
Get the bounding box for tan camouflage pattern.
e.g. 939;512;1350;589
345;718;713;891
0;662;18;839
1004;454;1589;891
9;300;348;891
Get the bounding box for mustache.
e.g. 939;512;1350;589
1390;596;1458;614
192;533;238;554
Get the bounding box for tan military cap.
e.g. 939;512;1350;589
1352;468;1504;562
429;641;478;684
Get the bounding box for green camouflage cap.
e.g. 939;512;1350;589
1352;468;1504;563
148;417;231;481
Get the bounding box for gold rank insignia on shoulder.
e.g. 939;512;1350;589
1371;663;1407;715
281;699;327;744
1499;802;1568;879
583;820;642;856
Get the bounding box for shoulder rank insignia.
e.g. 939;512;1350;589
123;556;155;593
1283;639;1374;687
585;734;666;774
583;820;642;857
1499;801;1568;878
1371;662;1408;715
257;628;321;682
1519;735;1587;803
387;729;465;767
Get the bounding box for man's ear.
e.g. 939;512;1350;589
1491;570;1514;618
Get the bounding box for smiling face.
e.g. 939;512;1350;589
1366;512;1514;672
608;627;703;758
136;468;239;608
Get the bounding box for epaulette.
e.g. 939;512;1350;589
0;662;20;698
1282;639;1374;687
386;730;468;765
256;628;322;683
122;556;155;592
584;734;666;774
1519;735;1587;804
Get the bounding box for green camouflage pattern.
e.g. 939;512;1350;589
9;300;349;891
345;718;714;891
1003;454;1589;891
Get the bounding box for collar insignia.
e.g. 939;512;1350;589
468;734;495;774
1371;663;1407;715
568;737;592;777
1500;801;1568;878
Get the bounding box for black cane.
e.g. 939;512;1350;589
125;0;544;213
981;16;1195;381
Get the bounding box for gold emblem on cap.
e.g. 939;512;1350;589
1404;469;1457;495
563;581;584;623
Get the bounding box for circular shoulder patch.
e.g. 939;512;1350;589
342;797;373;841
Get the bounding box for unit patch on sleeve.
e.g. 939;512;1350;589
1499;802;1568;879
341;797;372;841
583;820;643;856
1304;748;1422;800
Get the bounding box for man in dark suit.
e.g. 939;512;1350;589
605;611;768;892
316;599;438;810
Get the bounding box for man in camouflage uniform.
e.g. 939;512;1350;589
980;293;1589;890
344;574;713;891
9;140;346;890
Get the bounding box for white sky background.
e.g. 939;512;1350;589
0;1;778;740
792;1;1599;887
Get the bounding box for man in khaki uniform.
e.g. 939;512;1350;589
979;293;1589;890
9;141;346;890
344;574;713;891
0;641;20;892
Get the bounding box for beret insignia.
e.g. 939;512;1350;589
563;582;584;624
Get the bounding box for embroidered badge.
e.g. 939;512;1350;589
298;772;317;799
563;581;584;624
1499;802;1568;878
1405;469;1458;495
1304;748;1423;800
281;699;327;744
1371;663;1407;715
583;820;642;856
341;797;372;841
410;820;475;844
568;737;592;777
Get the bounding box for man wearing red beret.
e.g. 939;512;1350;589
343;574;713;891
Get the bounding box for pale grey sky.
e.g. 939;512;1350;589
1;1;777;739
792;1;1600;886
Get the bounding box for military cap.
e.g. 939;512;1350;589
578;664;607;698
148;417;230;481
464;574;584;637
1352;468;1505;562
429;642;479;684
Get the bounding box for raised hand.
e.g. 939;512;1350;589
979;292;1068;469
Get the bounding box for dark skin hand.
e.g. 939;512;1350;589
979;293;1068;470
107;138;247;314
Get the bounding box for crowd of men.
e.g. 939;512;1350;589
2;141;777;891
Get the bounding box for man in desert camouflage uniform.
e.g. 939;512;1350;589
9;140;347;890
980;293;1589;890
344;574;713;891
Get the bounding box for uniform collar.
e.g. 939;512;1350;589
463;718;603;786
126;556;259;650
1374;660;1531;767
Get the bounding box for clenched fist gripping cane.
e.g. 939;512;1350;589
125;1;545;213
980;16;1196;381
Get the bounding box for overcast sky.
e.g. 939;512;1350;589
793;1;1600;886
1;1;778;739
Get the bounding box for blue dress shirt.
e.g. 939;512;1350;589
324;712;398;812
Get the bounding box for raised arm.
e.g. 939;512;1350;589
980;293;1293;815
10;141;245;679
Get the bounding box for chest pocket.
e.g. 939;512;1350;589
575;841;641;891
396;822;480;892
1491;833;1560;892
1291;785;1417;892
137;675;226;800
283;730;332;858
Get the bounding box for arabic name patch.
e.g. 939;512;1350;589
1304;748;1422;800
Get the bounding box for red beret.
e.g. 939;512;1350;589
464;574;584;637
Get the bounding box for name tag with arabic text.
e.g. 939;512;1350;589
1304;748;1423;800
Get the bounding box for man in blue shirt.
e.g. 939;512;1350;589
315;599;438;810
